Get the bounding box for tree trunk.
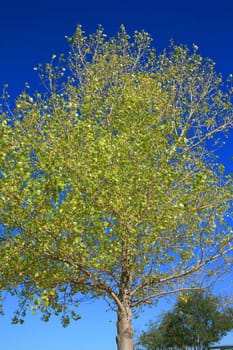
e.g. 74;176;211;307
116;247;133;350
116;300;133;350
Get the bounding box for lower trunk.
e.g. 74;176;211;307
116;305;133;350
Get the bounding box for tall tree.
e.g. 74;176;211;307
0;25;233;350
138;291;233;350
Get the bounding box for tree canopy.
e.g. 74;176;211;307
138;291;233;350
0;25;233;350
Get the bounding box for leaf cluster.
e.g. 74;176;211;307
137;291;233;350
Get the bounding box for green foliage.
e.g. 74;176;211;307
0;25;233;328
138;291;233;350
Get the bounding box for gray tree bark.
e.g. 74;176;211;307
116;289;133;350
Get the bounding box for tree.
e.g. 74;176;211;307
138;291;233;350
0;25;233;350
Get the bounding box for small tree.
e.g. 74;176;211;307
138;291;233;350
1;25;233;350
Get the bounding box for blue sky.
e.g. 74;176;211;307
1;0;233;349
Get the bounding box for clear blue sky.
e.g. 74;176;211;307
0;0;233;349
